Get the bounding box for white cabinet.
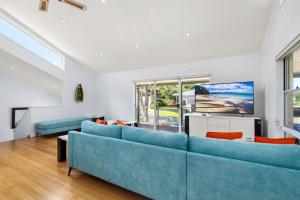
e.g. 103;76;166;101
189;116;207;137
207;125;230;133
208;118;229;126
207;117;230;134
187;114;260;141
230;118;254;140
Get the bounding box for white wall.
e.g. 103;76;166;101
7;0;299;141
96;54;264;123
0;39;97;142
29;57;97;137
262;0;300;137
0;49;63;107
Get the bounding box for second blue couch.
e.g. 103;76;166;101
35;116;91;136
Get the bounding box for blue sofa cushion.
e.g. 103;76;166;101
189;136;300;170
81;120;122;139
35;116;90;129
187;152;300;200
122;126;188;151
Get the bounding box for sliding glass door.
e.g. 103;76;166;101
156;80;180;132
135;76;210;132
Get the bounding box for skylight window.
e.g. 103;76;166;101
0;16;65;71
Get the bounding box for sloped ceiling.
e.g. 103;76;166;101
0;0;275;73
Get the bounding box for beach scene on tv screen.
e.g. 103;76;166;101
195;82;254;114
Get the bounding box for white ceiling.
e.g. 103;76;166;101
0;0;275;73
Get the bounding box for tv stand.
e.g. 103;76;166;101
184;113;262;141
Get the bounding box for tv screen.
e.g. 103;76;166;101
195;81;254;114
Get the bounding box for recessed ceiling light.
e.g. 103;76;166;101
100;53;104;57
10;66;14;70
135;44;139;48
101;0;106;3
186;32;191;37
61;19;66;23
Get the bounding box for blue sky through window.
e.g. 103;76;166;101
0;16;64;70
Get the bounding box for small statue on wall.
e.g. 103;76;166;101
75;84;84;102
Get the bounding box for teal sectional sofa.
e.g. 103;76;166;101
68;120;300;200
35;116;91;136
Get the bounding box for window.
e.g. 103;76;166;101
135;76;210;132
0;16;64;70
284;48;300;133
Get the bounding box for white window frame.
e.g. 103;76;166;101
283;68;300;138
277;34;300;139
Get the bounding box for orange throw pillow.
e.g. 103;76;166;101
206;132;243;140
115;120;128;126
255;136;296;144
96;119;107;125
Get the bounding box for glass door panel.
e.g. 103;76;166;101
135;76;210;132
284;91;300;132
284;48;300;134
181;77;210;131
285;51;300;90
136;83;155;129
156;80;180;132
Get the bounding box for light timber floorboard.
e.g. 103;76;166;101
0;137;148;200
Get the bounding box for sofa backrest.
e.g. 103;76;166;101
122;126;188;151
68;130;187;200
188;136;300;170
81;120;122;139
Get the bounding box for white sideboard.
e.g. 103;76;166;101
186;113;261;141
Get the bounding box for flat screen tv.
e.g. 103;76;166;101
195;81;254;114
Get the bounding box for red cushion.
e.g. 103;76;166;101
206;132;243;140
255;136;296;144
96;119;107;125
115;120;128;126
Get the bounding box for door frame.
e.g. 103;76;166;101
134;74;212;132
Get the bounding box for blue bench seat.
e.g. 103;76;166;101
35;117;91;136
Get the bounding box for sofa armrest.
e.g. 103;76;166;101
68;131;82;167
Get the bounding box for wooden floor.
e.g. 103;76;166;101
0;137;148;200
